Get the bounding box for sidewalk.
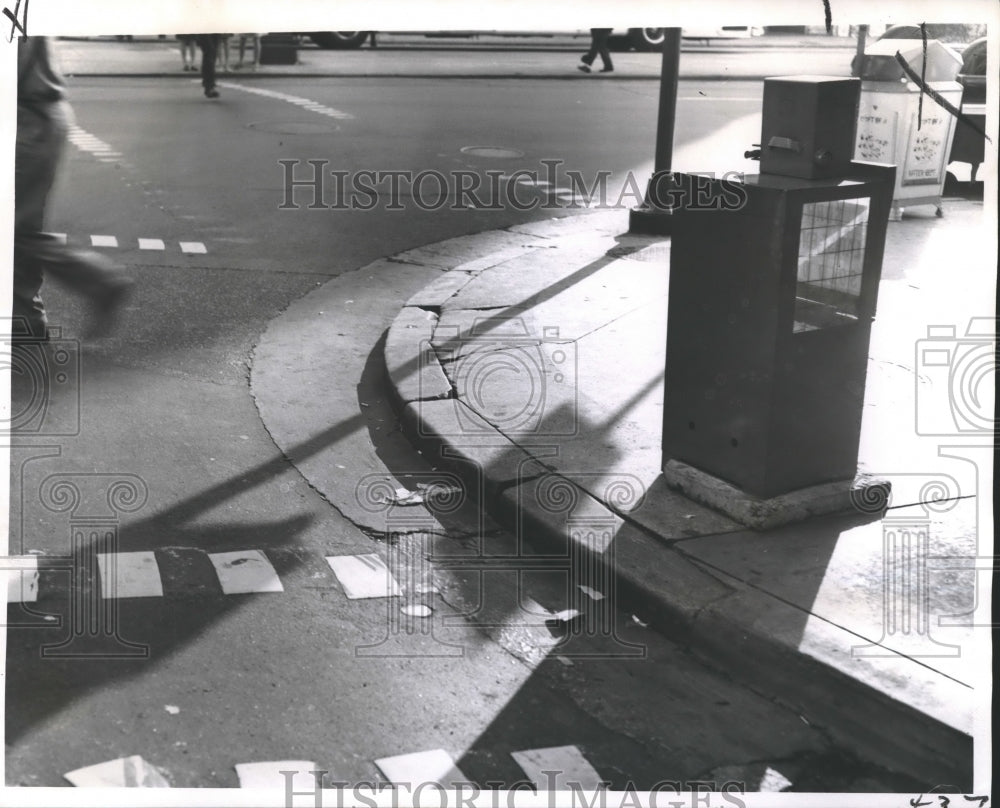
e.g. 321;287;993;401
54;35;856;80
377;193;993;786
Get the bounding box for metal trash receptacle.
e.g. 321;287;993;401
853;38;963;219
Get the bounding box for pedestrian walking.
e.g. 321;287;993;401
13;36;134;344
176;34;198;71
235;34;261;71
195;34;221;97
578;28;614;73
217;34;232;73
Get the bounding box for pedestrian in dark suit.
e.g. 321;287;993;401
578;28;614;73
13;36;133;343
195;34;222;97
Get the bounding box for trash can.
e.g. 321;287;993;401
949;37;987;182
853;38;963;219
260;33;298;65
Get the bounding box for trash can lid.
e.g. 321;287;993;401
858;38;963;83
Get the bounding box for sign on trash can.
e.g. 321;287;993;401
853;38;963;219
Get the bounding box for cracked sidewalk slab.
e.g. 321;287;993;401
376;212;975;787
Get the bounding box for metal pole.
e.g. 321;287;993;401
629;28;683;235
655;28;682;173
852;25;869;77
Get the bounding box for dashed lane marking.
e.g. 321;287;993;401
326;553;401;600
215;81;354;120
209;550;284;594
511;745;604;791
375;749;468;787
60;234;207;253
97;551;164;599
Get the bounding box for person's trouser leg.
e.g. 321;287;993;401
13;101;65;336
196;34;219;91
594;28;613;70
14;100;132;339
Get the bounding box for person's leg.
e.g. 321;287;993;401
595;28;613;71
13;103;66;337
196;35;219;96
582;29;598;65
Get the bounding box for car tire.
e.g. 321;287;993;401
308;32;370;49
628;28;665;51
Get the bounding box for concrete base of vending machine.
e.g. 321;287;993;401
663;460;891;530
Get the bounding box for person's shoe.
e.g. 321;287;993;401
599;66;614;73
84;277;134;340
577;64;591;73
205;87;220;98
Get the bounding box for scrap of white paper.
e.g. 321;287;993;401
577;585;605;601
375;749;467;787
326;554;400;599
209;550;284;594
64;755;170;787
235;761;319;790
97;552;164;599
759;767;793;791
5;559;39;603
511;745;603;791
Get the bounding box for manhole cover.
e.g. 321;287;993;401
460;146;525;159
247;121;341;135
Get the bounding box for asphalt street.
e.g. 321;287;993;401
2;49;958;792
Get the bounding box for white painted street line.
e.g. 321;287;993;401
511;746;604;791
216;82;354;120
209;550;284;594
90;234;118;248
97;551;164;599
5;557;39;603
179;241;207;254
375;749;468;787
138;238;166;250
64;755;171;787
235;761;319;789
326;553;401;599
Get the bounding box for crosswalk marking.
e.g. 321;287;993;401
50;235;208;253
375;749;467;787
511;745;603;791
5;558;39;603
215;81;354;120
209;550;284;594
235;761;318;789
63;755;171;788
326;554;401;599
97;551;164;599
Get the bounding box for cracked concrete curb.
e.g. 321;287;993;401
380;211;973;786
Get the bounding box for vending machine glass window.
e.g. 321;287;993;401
794;195;872;332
